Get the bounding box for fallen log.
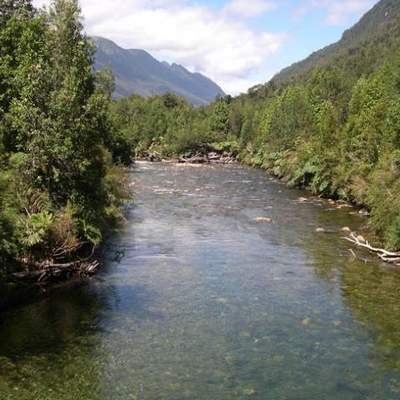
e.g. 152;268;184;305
343;232;400;265
179;155;208;164
12;259;100;283
207;152;220;161
137;151;162;162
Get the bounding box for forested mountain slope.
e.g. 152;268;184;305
272;0;400;85
93;37;225;105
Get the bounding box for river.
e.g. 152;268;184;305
1;162;400;399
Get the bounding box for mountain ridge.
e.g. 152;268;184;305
93;36;225;105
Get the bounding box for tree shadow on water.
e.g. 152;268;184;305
0;281;161;360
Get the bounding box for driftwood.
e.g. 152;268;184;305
179;155;208;164
344;232;400;265
208;151;236;164
139;150;236;164
13;249;100;283
12;261;100;283
179;152;236;164
138;151;162;162
207;152;221;161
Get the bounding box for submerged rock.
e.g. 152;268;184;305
255;217;273;223
243;388;257;396
297;197;308;203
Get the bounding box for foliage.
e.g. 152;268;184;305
109;93;226;158
0;0;126;279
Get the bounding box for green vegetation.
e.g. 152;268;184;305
0;0;127;281
109;93;234;159
109;0;400;250
2;0;400;287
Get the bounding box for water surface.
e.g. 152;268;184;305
1;162;400;399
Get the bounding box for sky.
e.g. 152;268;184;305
32;0;379;94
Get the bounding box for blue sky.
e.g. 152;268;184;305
33;0;379;94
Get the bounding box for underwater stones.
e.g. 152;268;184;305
243;388;257;396
271;355;284;364
316;228;326;233
0;357;16;372
224;355;237;366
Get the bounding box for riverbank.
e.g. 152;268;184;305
1;161;399;399
0;152;393;315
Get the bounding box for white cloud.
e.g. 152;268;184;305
295;0;377;25
323;0;377;25
223;0;276;18
32;0;285;94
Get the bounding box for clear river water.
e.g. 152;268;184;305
1;162;400;400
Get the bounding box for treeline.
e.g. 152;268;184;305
0;0;127;281
110;11;400;250
109;93;234;161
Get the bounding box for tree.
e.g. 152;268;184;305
5;0;119;256
210;99;230;137
95;67;115;100
0;0;33;25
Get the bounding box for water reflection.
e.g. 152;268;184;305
0;162;400;399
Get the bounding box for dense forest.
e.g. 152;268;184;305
0;0;127;283
2;0;400;286
109;0;400;251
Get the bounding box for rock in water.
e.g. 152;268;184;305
356;235;366;243
255;217;273;223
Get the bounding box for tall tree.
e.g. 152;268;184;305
0;0;33;25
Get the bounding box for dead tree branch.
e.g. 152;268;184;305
343;232;400;265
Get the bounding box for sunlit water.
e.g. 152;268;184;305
1;162;400;400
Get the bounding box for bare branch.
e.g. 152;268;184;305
343;232;400;265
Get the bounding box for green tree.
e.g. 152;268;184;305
210;99;230;137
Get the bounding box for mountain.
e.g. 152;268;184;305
93;37;225;105
272;0;400;85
